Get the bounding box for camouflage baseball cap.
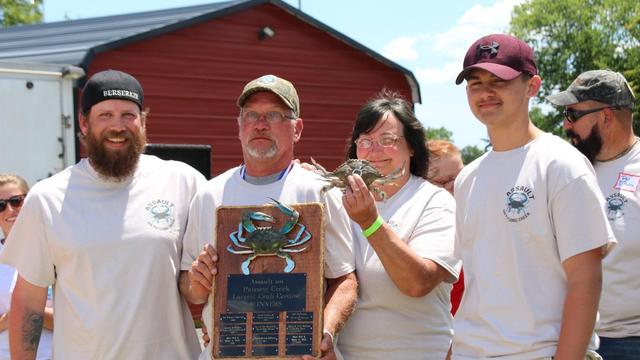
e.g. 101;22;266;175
237;74;300;116
547;70;636;109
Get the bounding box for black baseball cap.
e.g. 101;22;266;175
81;70;144;113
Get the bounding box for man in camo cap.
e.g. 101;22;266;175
548;70;636;162
548;70;639;359
180;74;357;360
236;74;300;117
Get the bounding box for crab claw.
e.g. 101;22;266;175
242;211;275;232
268;198;299;234
310;157;330;175
268;198;296;216
385;160;406;180
246;211;275;222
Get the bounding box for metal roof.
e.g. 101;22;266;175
0;0;421;103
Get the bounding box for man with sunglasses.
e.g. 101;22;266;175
452;34;615;359
548;70;639;359
179;74;357;360
0;70;205;359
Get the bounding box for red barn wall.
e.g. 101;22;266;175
86;3;413;176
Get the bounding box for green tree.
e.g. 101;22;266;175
460;145;485;165
0;0;43;27
425;126;453;141
510;0;640;135
424;126;487;164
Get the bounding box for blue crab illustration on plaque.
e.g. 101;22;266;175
502;185;535;222
227;198;311;275
606;192;627;220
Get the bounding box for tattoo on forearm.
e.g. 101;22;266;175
22;311;43;353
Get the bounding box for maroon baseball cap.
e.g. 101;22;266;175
455;34;538;85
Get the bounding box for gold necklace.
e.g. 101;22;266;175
599;138;639;162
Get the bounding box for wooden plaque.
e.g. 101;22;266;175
211;201;325;359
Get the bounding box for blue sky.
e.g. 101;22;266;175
43;0;524;148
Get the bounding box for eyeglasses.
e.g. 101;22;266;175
355;135;403;149
240;110;296;124
0;194;26;212
564;106;618;124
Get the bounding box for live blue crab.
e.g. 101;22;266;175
310;158;405;201
227;198;311;275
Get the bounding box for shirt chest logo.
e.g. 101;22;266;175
606;192;628;220
503;185;535;222
145;199;176;230
614;172;640;192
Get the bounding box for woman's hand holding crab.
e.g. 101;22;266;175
342;174;379;232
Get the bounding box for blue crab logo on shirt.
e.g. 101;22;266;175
503;185;535;222
145;199;176;230
605;192;627;220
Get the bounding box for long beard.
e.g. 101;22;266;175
85;127;147;182
566;125;602;164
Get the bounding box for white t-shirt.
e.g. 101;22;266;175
337;175;460;360
181;163;356;359
0;155;205;359
594;139;640;337
0;243;53;360
453;133;616;359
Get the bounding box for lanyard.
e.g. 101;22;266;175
240;161;294;182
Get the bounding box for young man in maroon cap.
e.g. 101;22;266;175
451;34;615;359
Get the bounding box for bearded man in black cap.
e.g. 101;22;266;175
0;70;205;359
548;70;639;359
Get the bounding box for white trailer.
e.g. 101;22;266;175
0;61;84;186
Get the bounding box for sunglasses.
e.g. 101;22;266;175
0;194;26;212
564;106;618;124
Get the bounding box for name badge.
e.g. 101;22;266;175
614;172;640;192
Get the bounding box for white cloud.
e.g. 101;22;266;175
433;0;524;53
415;62;460;86
382;35;430;62
376;0;527;147
383;0;526;86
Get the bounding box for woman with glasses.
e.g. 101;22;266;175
0;174;53;359
336;91;460;359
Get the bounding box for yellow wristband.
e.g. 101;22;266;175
362;216;384;237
